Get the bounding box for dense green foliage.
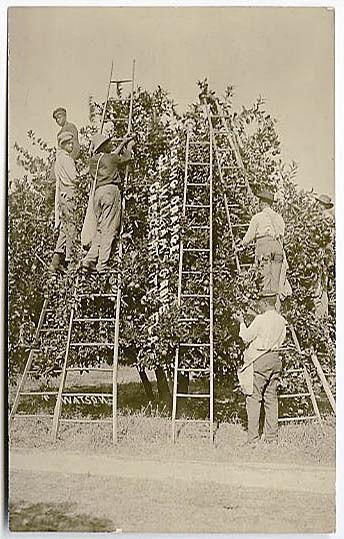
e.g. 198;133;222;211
9;82;335;400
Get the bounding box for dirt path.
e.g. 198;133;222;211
11;449;334;495
9;449;335;533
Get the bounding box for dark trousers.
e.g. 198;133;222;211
246;351;281;443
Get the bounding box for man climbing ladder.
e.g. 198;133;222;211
241;189;291;300
82;132;135;273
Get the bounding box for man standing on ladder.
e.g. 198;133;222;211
49;132;78;273
53;107;80;161
82;132;135;273
241;189;291;300
234;290;287;447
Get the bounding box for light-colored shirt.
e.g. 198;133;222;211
242;206;285;245
54;149;77;191
58;121;80;161
239;309;287;364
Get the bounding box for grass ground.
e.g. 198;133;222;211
8;370;336;533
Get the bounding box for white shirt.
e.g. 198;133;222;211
239;309;286;365
54;149;77;190
242;207;285;245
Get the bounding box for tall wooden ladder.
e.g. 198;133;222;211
206;98;330;427
51;60;135;443
172;112;214;443
9;295;69;425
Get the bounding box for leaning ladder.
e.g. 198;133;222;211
207;99;327;428
172;114;214;443
51;59;135;443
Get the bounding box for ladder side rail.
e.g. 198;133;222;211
112;59;136;444
303;365;324;432
208;121;214;443
206;109;241;274
215;101;254;200
100;61;114;133
311;351;336;413
172;128;190;442
51;281;79;441
10;297;50;422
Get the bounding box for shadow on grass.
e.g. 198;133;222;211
9;501;114;532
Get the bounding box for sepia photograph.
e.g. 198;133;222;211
7;5;335;534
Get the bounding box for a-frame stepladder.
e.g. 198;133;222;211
10;60;136;445
172;115;214;443
206;96;334;428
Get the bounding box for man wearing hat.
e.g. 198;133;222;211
53;107;80;161
242;189;289;297
82;132;135;273
312;193;335;318
49;131;77;272
234;290;287;446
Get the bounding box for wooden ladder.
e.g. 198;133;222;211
172;111;214;443
51;60;135;443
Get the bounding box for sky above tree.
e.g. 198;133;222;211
8;6;334;197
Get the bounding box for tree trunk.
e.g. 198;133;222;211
137;368;154;402
177;372;189;394
155;367;172;409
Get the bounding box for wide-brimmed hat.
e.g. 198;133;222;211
314;193;334;209
53;107;67;119
57;132;73;146
257;189;275;203
91;133;111;153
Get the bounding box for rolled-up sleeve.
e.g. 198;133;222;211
239;319;258;343
242;216;257;245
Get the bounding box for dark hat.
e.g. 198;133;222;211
257;189;275;203
314;193;334;209
259;290;277;299
58;132;73;145
53;107;67;119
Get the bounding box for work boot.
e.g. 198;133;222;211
48;253;62;273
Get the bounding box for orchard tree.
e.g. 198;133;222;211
9;81;335;416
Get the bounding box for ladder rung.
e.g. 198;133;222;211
189;141;210;146
187;183;208;187
181;294;210;298
176;393;211;398
174;418;211;423
180;343;210;347
188;162;210;166
77;294;117;298
189;225;210;229
279;392;311;399
178;318;210;323
181;271;204;275
12;414;53;419
111;79;132;83
70;342;114;347
62;392;112;397
177;367;210;372
19;391;58;396
284;368;303;373
185;204;210;209
40;329;66;333
73;318;116;323
60;418;113;424
232;223;249;228
112;117;128;122
183;249;210;252
66;367;113;372
278;415;317;423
